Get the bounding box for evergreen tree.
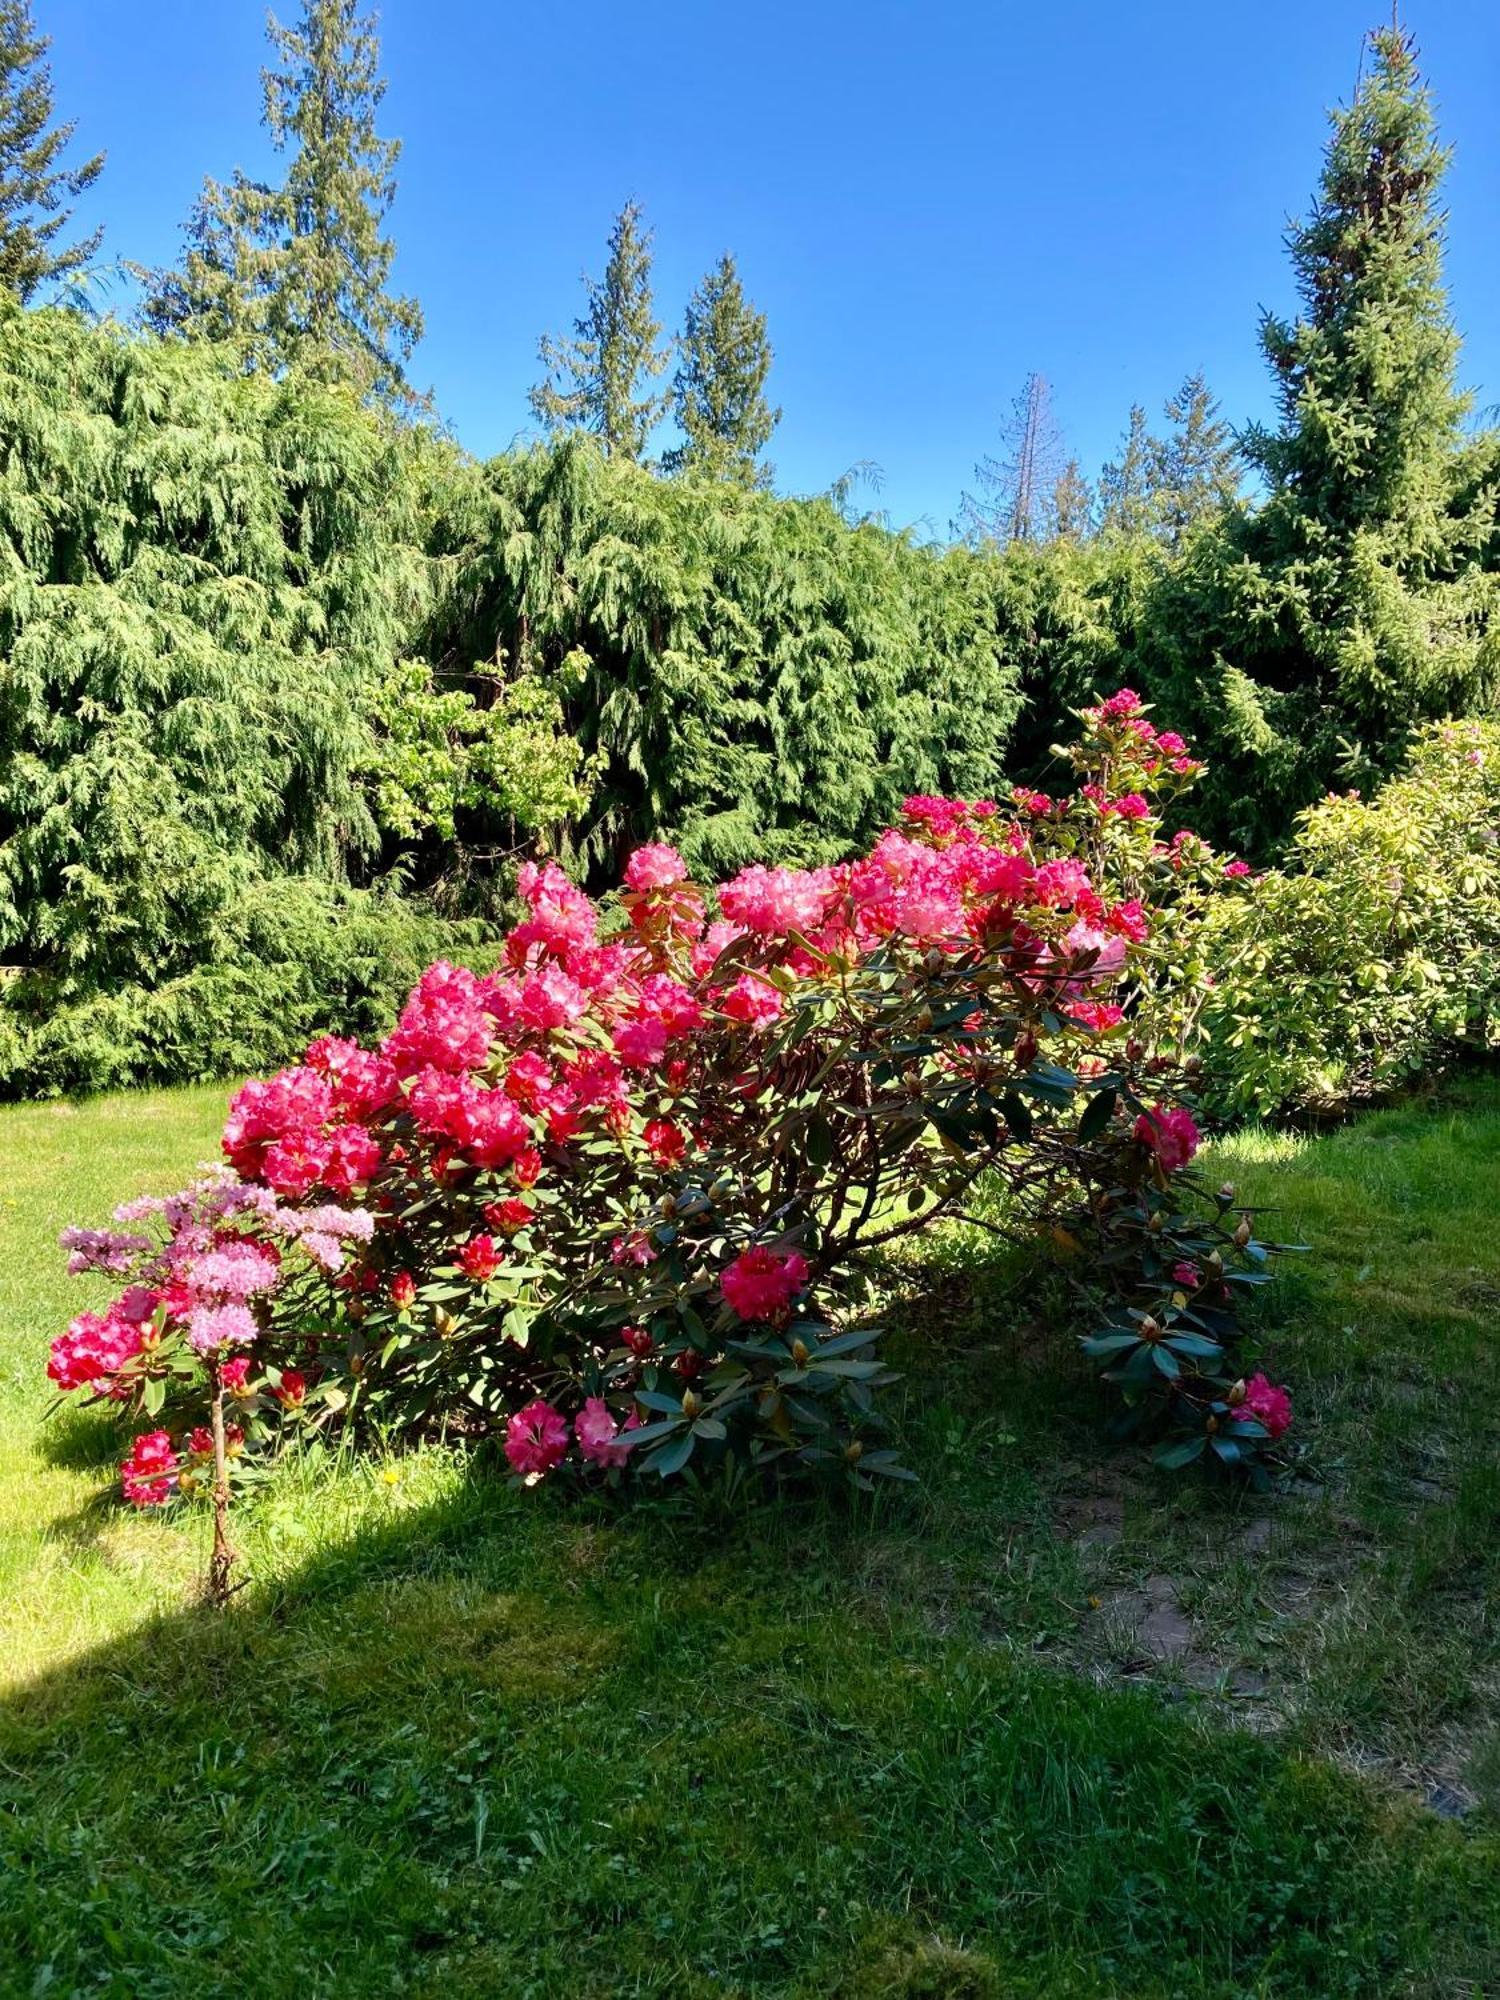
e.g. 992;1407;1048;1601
1046;458;1094;541
530;200;670;460
662;252;779;484
1150;370;1240;547
958;372;1064;544
143;0;422;406
1144;27;1500;849
0;0;102;302
1097;404;1158;540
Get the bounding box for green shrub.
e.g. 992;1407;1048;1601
0;876;488;1098
1197;720;1500;1115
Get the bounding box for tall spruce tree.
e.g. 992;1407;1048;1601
1097;404;1158;540
1149;371;1240;548
957;372;1065;544
143;0;423;405
662;252;779;484
530;200;670;460
0;0;102;302
1046;458;1094;540
1144;26;1500;849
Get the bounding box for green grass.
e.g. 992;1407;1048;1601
2;1080;1499;1996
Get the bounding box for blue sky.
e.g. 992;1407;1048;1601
45;0;1500;536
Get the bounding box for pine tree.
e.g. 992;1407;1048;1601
1097;404;1158;540
1150;370;1240;546
662;253;779;484
530;201;671;460
0;0;102;302
142;0;423;405
958;372;1064;544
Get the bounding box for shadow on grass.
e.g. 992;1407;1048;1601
9;1084;1500;1996
3;1425;1499;2000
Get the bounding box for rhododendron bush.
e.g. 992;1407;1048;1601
50;693;1293;1589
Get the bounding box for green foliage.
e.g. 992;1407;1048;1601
529;200;670;461
0;875;481;1098
662;251;780;485
357;659;594;849
981;533;1161;779
1196;719;1500;1117
0;0;102;303
1097;403;1155;541
439;434;1023;877
1150;369;1241;548
0;304;424;981
140;0;423;407
1142;30;1500;849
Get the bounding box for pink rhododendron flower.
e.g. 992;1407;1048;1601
721;1245;810;1320
1134;1105;1201;1171
305;1037;400;1120
383;962;494;1078
121;1430;177;1507
504;1397;570;1476
719;863;836;937
575;1396;639;1468
261;1132;334;1200
458;1234;502;1282
186;1302;259;1356
58;1225;153;1276
1172;1261;1203;1289
624;842;688;892
1241;1374;1293;1439
1223;859;1253;880
272;1369;307;1408
1032;857;1093;909
613;1015;670;1069
389;1270;417;1309
47;1309;145;1395
643;1118;687;1167
720;972;783;1027
186;1241;281;1302
484;1197;534;1235
223;1067;334;1179
220;1356;253;1396
320;1124;382;1193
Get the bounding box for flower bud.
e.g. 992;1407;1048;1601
1138;1315;1160;1341
791;1337;810;1366
1232;1218;1252;1249
844;1440;863;1463
681;1389;701;1419
1227;1378;1246;1407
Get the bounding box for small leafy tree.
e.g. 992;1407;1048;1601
0;0;102;301
530;200;671;460
663;252;780;485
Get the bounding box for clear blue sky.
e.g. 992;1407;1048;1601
45;0;1500;536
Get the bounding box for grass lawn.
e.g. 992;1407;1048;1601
1;1078;1498;1997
